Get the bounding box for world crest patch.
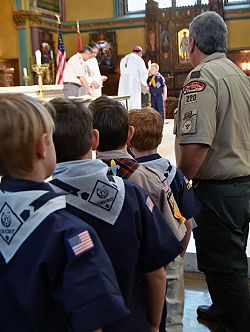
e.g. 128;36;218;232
0;202;23;244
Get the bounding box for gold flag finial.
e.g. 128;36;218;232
55;14;61;24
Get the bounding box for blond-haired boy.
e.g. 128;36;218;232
147;63;167;121
0;93;128;332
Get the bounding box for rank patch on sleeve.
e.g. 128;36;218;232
181;109;197;135
183;111;193;119
182;120;192;134
183;81;206;95
67;230;94;257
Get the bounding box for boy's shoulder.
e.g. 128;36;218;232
129;164;167;204
155;72;165;84
132;164;166;187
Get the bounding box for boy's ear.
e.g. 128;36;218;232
127;125;135;144
36;133;48;159
91;129;99;151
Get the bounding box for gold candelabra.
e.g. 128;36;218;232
32;64;50;100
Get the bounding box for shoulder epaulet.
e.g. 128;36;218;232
190;70;201;79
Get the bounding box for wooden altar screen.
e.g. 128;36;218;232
145;0;223;116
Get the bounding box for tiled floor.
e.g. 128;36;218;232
183;273;250;332
183;272;216;332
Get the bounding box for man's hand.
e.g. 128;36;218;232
101;75;108;82
92;81;100;89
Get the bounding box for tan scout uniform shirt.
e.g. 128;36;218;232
175;52;250;180
97;150;186;241
63;53;87;85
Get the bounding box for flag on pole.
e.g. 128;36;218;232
77;20;82;52
55;21;66;84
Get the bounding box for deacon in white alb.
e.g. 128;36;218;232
118;45;148;110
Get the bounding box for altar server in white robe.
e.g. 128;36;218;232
86;42;107;99
118;46;148;110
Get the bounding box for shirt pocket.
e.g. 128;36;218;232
181;109;197;135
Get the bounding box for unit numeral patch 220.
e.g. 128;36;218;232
185;94;197;104
183;81;206;95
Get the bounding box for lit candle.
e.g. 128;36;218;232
35;50;42;65
23;67;28;77
50;50;53;59
242;62;247;71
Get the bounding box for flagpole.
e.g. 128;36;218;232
76;19;83;52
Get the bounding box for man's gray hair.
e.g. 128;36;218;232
189;11;228;55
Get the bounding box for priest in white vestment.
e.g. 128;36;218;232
118;46;148;110
86;42;107;99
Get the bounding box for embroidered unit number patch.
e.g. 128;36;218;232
185;94;197;104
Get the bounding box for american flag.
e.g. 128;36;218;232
146;196;154;213
55;23;66;84
68;230;94;256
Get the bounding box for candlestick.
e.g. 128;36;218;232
32;64;50;100
35;50;42;65
23;67;28;77
51;58;55;84
50;50;53;59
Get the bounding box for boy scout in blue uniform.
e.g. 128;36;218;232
147;63;167;121
0;93;129;332
175;12;250;332
128;107;203;332
48;98;182;332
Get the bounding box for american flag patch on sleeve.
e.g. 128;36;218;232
67;230;94;257
146;196;154;212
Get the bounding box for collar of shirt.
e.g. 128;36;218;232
201;52;226;65
0;176;52;193
96;149;133;160
136;153;161;163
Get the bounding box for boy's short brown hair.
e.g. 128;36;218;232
0;93;54;176
128;107;163;151
49;98;93;162
89;96;129;151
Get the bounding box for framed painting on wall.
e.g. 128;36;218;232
89;31;117;72
178;28;190;63
33;0;61;13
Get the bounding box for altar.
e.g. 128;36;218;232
0;85;130;108
0;84;64;101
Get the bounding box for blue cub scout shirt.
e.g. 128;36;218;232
147;73;165;96
0;177;128;332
